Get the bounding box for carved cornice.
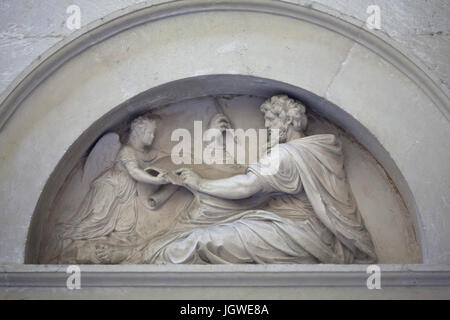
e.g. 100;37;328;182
1;265;450;288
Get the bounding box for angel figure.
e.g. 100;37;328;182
44;116;175;263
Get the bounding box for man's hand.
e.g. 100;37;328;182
175;168;203;191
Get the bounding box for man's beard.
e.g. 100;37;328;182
266;127;288;154
268;127;288;144
279;128;288;143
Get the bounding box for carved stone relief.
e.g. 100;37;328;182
38;94;420;264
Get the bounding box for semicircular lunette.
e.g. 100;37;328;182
32;81;422;265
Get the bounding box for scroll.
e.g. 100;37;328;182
147;184;180;210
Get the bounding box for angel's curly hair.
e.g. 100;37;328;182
130;115;155;133
124;115;156;144
260;95;308;132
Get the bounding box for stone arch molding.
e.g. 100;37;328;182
0;0;449;266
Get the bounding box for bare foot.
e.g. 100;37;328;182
95;244;129;264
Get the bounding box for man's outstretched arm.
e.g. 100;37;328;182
176;168;262;200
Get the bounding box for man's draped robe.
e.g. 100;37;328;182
136;134;377;264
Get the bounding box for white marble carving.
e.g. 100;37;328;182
41;95;378;264
41;96;377;264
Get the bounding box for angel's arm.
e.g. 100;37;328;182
123;158;169;185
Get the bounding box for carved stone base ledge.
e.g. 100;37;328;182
1;264;449;299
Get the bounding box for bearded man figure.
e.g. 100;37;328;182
97;95;377;264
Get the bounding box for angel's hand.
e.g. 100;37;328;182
155;170;171;184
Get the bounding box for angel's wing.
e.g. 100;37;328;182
82;132;121;184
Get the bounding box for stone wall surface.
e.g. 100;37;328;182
0;0;449;96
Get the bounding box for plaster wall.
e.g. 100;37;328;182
1;0;449;95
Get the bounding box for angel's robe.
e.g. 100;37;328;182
61;146;142;240
136;134;377;264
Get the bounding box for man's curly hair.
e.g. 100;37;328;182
260;95;308;132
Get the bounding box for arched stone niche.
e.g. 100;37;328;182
28;75;422;264
0;0;449;297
